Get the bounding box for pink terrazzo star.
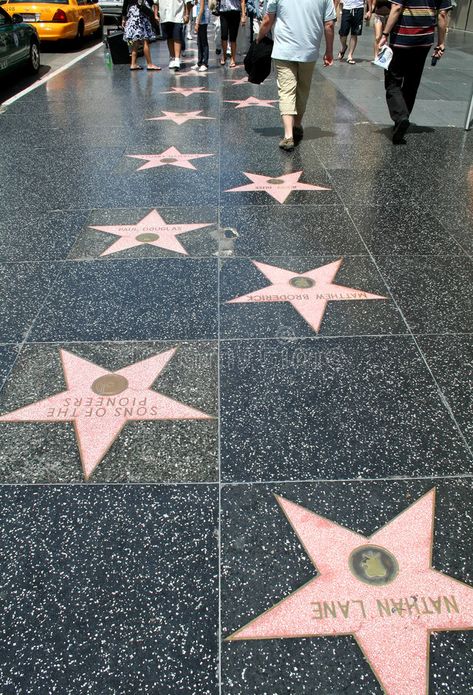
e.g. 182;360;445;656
224;96;277;109
146;111;215;125
89;210;213;256
228;490;473;695
224;77;249;85
0;349;213;480
127;146;213;171
226;171;330;203
227;258;385;332
162;86;215;97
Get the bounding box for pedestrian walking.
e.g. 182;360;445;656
365;0;390;59
378;0;451;143
122;0;161;70
257;0;335;151
338;0;368;64
155;0;192;70
219;0;247;67
193;0;210;70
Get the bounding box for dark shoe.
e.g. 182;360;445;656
279;137;294;151
216;48;222;55
293;125;304;144
392;118;410;144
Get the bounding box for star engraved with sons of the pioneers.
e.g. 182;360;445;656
127;147;213;171
227;490;473;695
227;258;386;333
0;348;213;480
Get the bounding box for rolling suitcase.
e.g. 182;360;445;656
106;28;130;65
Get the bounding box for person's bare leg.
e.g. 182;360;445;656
167;37;175;59
282;114;294;139
347;35;358;61
221;39;228;62
143;40;159;68
130;44;139;68
230;40;237;65
339;35;347;58
174;40;181;60
374;20;382;59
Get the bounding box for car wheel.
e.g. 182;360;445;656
27;39;40;74
75;20;84;45
94;17;104;38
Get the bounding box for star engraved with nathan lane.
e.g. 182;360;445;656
127;147;213;171
146;111;215;125
224;96;278;109
226;171;330;203
227;258;386;333
0;348;213;480
227;490;473;695
89;209;213;257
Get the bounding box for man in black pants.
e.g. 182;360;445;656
378;0;450;144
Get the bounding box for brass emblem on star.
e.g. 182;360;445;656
349;545;399;586
289;276;315;289
135;233;160;243
91;374;129;396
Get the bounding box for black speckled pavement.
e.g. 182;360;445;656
0;26;472;695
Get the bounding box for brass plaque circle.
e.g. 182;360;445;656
91;374;129;396
267;178;285;185
289;276;315;289
136;233;160;242
349;544;399;586
161;157;178;163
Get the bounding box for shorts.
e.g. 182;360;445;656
339;7;364;36
160;21;183;41
374;13;388;26
220;10;240;42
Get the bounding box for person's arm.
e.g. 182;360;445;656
323;19;335;65
195;0;204;30
153;0;159;20
256;11;275;41
365;0;371;20
183;0;192;23
121;0;130;26
433;8;447;58
378;1;403;49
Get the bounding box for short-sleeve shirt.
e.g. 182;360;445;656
266;0;336;62
220;0;241;11
341;0;364;9
389;0;452;47
159;0;185;22
197;0;210;22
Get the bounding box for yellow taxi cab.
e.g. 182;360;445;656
4;0;103;41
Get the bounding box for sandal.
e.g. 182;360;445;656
146;65;161;71
220;58;226;65
337;48;346;60
130;65;143;71
347;58;356;64
229;61;237;68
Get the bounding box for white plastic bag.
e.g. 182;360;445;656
373;45;393;70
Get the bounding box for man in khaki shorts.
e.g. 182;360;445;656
257;0;336;151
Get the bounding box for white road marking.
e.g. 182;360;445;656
1;42;102;107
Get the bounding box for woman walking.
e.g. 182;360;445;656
220;0;246;68
193;0;211;71
122;0;161;70
366;0;390;59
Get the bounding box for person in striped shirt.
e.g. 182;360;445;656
378;0;451;143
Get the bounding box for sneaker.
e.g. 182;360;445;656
279;137;294;151
216;47;222;55
173;58;181;70
198;65;208;72
186;32;192;40
169;58;176;69
191;64;199;70
392;117;409;144
293;125;304;144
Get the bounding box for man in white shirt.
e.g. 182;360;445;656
337;0;368;64
257;0;335;151
155;0;193;69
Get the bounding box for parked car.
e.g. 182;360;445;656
0;4;40;75
98;0;121;21
3;0;103;42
